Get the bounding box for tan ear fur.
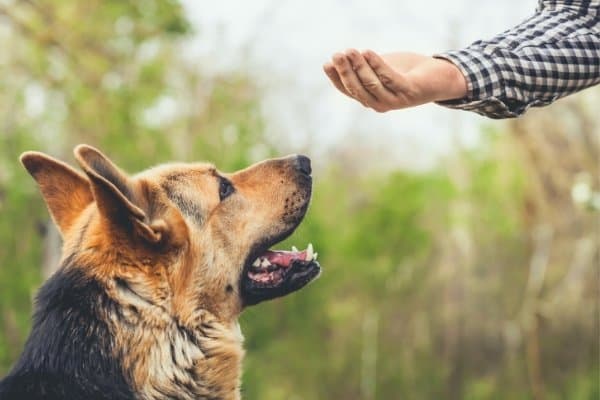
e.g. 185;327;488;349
73;144;166;245
73;145;144;219
20;151;94;237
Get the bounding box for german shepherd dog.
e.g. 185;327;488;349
0;145;320;400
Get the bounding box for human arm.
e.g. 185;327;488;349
323;1;600;118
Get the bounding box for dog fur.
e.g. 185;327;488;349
0;145;319;400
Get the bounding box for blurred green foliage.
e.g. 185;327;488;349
0;1;598;399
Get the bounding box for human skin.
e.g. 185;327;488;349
323;49;468;112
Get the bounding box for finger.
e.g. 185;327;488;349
362;50;410;94
332;52;378;107
323;62;351;97
346;49;396;105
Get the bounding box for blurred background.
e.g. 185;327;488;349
0;0;598;399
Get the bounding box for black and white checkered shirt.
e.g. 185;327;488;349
434;0;600;119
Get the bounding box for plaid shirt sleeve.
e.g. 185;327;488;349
433;0;600;119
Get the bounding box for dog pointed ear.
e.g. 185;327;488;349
20;151;94;237
73;145;166;245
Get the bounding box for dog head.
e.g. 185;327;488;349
20;145;320;326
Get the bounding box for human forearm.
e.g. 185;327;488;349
435;3;600;118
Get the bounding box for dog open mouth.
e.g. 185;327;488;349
241;243;321;306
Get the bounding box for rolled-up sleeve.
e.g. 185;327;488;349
434;0;600;119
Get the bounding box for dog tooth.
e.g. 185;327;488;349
313;252;318;260
306;243;314;261
252;258;261;267
292;246;299;252
261;258;271;268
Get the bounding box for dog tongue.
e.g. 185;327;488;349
264;250;306;267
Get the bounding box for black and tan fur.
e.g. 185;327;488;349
0;145;319;400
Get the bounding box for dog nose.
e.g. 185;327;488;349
295;155;312;176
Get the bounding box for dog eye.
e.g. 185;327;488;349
219;178;235;201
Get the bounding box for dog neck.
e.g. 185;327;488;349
2;263;244;400
111;275;245;400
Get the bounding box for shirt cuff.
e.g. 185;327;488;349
433;49;519;119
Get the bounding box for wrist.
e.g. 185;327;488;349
441;59;468;100
406;58;468;103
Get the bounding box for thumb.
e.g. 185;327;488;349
362;50;410;94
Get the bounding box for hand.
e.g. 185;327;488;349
323;50;468;112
